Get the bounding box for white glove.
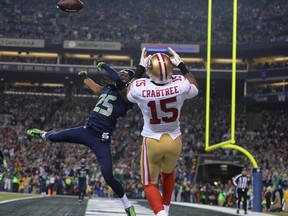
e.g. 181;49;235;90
168;47;183;66
139;47;151;68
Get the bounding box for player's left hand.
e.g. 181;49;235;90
97;62;107;70
168;47;183;66
78;70;88;79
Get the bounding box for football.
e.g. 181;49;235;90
57;0;84;13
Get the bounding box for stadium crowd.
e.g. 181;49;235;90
0;92;287;211
1;0;288;45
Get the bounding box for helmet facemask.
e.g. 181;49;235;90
119;69;135;85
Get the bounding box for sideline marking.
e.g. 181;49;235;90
85;198;154;216
172;202;275;216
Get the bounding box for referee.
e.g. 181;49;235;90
233;167;251;214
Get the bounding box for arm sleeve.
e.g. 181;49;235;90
178;62;190;76
182;77;198;99
233;175;240;187
133;65;146;79
187;84;199;99
127;82;137;103
102;64;126;90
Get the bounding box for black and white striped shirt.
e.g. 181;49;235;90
233;174;250;189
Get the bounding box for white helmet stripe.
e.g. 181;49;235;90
142;137;150;185
155;53;168;82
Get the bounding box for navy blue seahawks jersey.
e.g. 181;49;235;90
86;86;133;134
76;166;90;181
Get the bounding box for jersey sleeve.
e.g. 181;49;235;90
233;174;240;187
184;78;198;99
172;75;198;99
127;81;138;103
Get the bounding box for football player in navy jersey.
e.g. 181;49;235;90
27;63;136;216
77;158;90;204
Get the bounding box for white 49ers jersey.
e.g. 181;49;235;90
127;75;198;140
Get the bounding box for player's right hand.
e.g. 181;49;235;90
139;48;151;68
168;47;183;66
78;70;88;79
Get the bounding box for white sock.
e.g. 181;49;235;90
120;194;131;209
164;205;170;215
156;210;167;216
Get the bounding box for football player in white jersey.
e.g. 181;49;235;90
127;47;199;216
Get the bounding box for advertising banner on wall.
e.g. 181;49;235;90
63;40;121;50
141;43;200;53
0;38;45;48
246;93;287;103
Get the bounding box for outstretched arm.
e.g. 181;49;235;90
78;71;102;96
168;47;199;90
130;48;151;82
97;62;128;101
127;48;151;96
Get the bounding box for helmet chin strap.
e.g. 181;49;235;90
151;80;167;86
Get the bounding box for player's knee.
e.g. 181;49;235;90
103;174;115;186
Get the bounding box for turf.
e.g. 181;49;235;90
0;195;87;216
0;192;40;202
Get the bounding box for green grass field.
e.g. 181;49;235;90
266;212;287;216
0;192;40;202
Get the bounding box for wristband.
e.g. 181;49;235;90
134;65;145;79
101;64;126;90
79;72;88;80
82;75;88;80
178;62;190;76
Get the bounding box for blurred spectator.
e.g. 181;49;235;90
270;191;282;212
1;0;288;45
283;187;288;212
264;186;272;211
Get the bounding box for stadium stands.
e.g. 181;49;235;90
1;0;288;44
0;94;287;206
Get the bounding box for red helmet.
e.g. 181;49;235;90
147;53;173;84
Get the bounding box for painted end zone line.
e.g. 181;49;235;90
171;201;274;216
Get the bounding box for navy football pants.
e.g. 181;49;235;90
45;126;125;198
